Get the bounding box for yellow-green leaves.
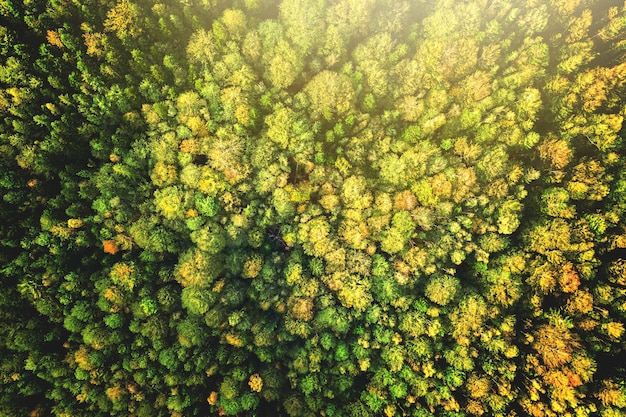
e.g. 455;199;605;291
496;199;522;235
304;70;356;119
425;275;460;307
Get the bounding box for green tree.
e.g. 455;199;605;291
190;221;226;254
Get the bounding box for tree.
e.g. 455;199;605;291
379;153;410;189
540;187;575;218
304;70;356;119
279;0;326;55
449;295;488;342
526;218;572;255
353;33;397;98
497;199;522;235
337;277;372;312
326;0;376;42
154;186;189;220
175;248;224;287
272;188;296;220
190;221;226;254
533;322;579;369
181;286;215;315
477;146;508;181
537;137;572;170
483;268;521;307
266;106;296;149
380;211;415;255
567;158;610;201
265;39;304;90
104;0;143;39
425;274;460;307
187;29;219;66
204;130;249;185
341;175;373;210
299;217;334;257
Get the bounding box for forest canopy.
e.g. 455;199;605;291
2;0;626;416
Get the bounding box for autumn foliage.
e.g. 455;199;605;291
102;240;119;255
2;1;626;417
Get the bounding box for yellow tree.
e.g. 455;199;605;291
450;295;488;343
279;0;326;55
304;70;356;119
341;175;373;210
533;322;579;369
104;0;143;39
424;274;460;307
154;186;189;220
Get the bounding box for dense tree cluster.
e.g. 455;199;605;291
2;0;626;416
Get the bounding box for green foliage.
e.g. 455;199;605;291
140;297;158;316
195;193;220;217
2;1;626;416
273;188;296;219
104;313;123;329
181;287;215;315
190;222;227;254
